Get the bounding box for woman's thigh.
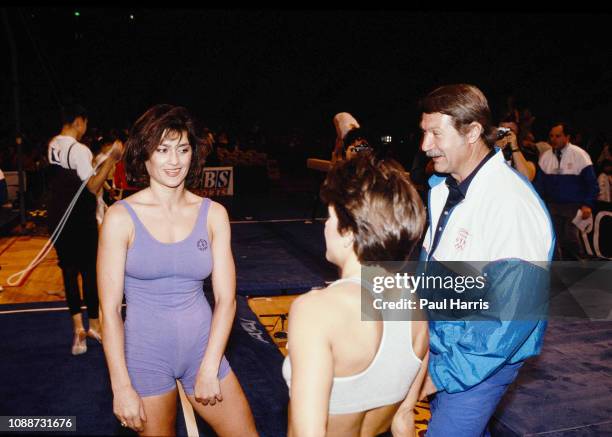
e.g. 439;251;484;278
187;370;258;437
140;389;178;437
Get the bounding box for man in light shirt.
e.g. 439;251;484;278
47;103;123;355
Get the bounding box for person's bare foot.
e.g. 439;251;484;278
87;319;102;343
87;328;102;343
71;329;87;355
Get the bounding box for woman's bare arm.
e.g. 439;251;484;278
199;201;236;376
98;203;146;432
287;293;334;437
391;320;429;437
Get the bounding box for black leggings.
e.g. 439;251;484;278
61;262;99;319
55;225;99;319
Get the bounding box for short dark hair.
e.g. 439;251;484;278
92;129;127;155
60;103;88;125
103;128;127;145
343;127;371;150
551;122;573;138
320;155;425;262
419;84;497;147
343;127;389;159
124;104;210;189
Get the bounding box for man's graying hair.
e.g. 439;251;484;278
419;84;498;148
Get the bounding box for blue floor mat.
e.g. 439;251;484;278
491;319;612;436
227;221;337;295
0;295;288;436
218;192;322;222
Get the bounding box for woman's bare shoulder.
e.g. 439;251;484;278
101;201;134;240
290;289;334;319
288;284;353;330
104;201;132;223
206;198;228;217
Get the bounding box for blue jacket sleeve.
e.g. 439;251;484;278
428;259;549;393
580;164;599;208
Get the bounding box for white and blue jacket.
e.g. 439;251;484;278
420;149;555;393
535;143;599;207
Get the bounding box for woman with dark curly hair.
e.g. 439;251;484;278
98;104;257;436
283;154;430;437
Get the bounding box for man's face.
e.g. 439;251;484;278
420;112;469;176
75;117;88;141
548;125;569;149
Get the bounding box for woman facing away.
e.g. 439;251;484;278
283;154;430;437
97;104;258;436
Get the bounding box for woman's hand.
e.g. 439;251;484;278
113;386;146;432
194;369;223;406
391;405;414;437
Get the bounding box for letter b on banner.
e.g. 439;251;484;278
203;171;218;188
201;167;234;196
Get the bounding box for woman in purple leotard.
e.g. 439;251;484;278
98;105;258;436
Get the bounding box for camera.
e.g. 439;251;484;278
496;127;512;140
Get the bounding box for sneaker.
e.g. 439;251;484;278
71;330;87;355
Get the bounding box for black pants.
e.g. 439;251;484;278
54;224;99;319
548;202;586;261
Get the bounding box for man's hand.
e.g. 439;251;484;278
418;374;438;401
333;112;360;141
495;131;518;150
580;206;592;220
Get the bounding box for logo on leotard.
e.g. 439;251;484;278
197;239;208;251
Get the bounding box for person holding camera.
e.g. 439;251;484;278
495;120;538;181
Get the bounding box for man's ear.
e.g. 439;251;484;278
465;122;483;144
342;229;355;248
72;117;83;130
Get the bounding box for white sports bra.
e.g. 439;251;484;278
281;276;422;415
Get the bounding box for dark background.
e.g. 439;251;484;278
2;8;612;146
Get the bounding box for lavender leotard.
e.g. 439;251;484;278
120;198;231;397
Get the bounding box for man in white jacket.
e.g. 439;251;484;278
416;84;554;436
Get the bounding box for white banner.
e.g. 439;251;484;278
201;167;234;196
